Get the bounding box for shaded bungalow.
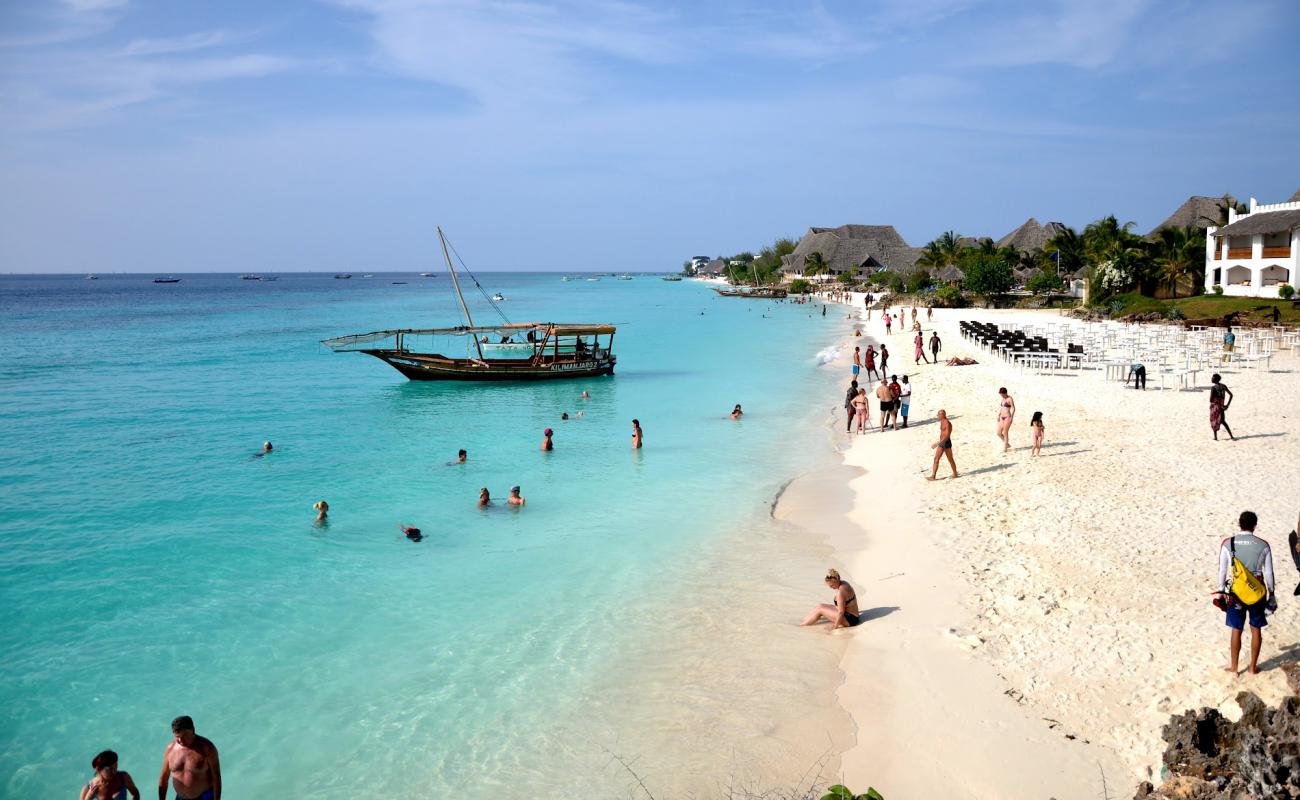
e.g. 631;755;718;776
781;224;921;280
995;218;1068;254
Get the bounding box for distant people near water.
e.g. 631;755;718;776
399;523;423;542
911;307;917;325
449;449;468;465
631;419;644;449
80;750;140;800
879;344;890;372
1029;411;1044;456
996;387;1016;453
561;412;569;420
1210;374;1235;441
800;568;861;629
887;375;902;430
159;716;220;800
864;345;879;381
853;328;862;337
884;314;892;335
508;485;526;506
541;428;554;451
874;378;893;432
254;441;273;458
852;346;861;378
929;331;942;363
1129;362;1147;390
581;390;590;399
730;404;744;419
844;379;859;432
1217;511;1276;675
478;488;492;507
927;306;933;321
853;388;870;434
899;375;912;428
313;500;329;525
928;409;958;480
914;331;927;365
1223;329;1236;363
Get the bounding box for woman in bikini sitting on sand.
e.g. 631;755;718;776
996;386;1016;453
800;568;861;628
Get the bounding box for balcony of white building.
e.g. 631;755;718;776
1204;198;1300;298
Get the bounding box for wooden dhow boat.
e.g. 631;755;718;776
322;228;617;382
713;285;787;298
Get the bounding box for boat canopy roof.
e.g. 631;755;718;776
322;322;615;350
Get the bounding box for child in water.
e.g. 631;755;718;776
1029;411;1044;457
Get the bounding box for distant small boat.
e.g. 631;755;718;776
560;276;571;282
363;273;375;278
662;275;683;282
420;272;436;277
335;273;352;279
153;277;181;283
261;276;279;282
492;293;505;301
392;281;408;285
617;274;633;280
85;274;98;280
586;276;601;282
240;274;261;280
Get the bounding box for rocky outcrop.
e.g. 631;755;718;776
1134;691;1300;799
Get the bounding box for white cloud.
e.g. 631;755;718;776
119;30;239;57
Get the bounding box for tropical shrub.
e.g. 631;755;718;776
904;269;933;293
886;270;907;294
1168;306;1185;320
788;278;812;294
932;284;964;307
959;251;1014;296
837;271;857;285
1212;284;1224;295
822;785;884;800
1280;283;1295;300
1025;269;1065;295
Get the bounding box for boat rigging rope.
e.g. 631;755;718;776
443;234;511;326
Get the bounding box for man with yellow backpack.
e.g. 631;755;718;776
1216;511;1277;675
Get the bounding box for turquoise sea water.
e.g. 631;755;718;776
0;273;847;798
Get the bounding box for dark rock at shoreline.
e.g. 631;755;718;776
1134;691;1300;799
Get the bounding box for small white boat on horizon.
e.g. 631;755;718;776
85;273;98;280
492;293;505;301
617;274;633;280
420;272;436;277
586;276;601;282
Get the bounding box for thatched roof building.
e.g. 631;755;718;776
1210;208;1300;238
1148;195;1235;235
995;218;1068;253
782;224;921;277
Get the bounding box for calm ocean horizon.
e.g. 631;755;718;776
0;272;850;797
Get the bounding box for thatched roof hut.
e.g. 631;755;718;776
782;224;921;278
1210;208;1300;238
995;218;1068;253
1148;195;1234;235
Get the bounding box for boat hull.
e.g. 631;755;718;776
363;350;615;381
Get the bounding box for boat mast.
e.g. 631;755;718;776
437;226;485;361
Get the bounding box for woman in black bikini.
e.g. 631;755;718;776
800;568;861;628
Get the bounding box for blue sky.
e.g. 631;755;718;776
1;0;1297;273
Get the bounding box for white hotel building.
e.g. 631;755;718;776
1205;196;1300;298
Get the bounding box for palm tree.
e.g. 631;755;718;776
1154;226;1200;299
1211;195;1248;227
1045;226;1084;277
803;251;829;277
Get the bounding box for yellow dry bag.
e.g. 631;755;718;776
1230;539;1268;606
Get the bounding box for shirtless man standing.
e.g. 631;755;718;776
874;378;893;432
928;409;958;480
158;716;220;800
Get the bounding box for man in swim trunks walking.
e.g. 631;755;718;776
1217;511;1275;674
158;716;220;800
928;409;957;480
929;332;941;363
879;344;890;372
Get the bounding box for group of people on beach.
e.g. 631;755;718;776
844;375;913;434
79;716;219;800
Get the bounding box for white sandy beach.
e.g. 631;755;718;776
782;300;1300;798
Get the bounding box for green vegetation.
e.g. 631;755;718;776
822;785;883;800
788;278;813;294
1103;291;1300;323
724;237;794;285
1025;268;1064;295
958;250;1014;296
1281;283;1295;300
